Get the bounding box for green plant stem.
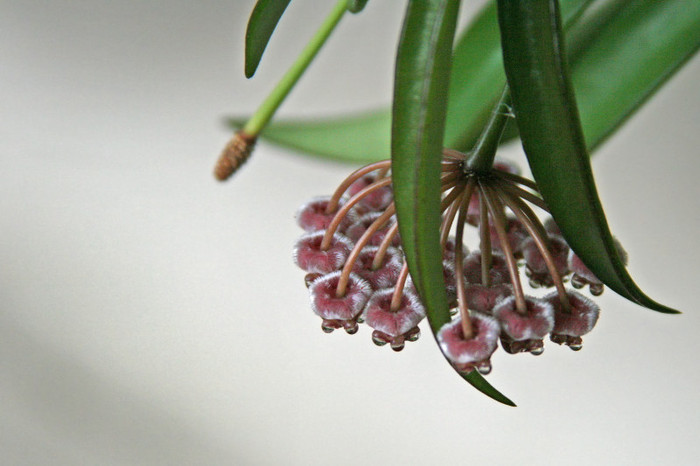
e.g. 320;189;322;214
243;0;348;136
463;86;511;173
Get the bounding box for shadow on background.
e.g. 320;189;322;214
0;313;240;465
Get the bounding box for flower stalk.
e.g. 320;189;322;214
214;0;349;181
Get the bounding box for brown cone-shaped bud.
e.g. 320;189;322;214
213;131;257;181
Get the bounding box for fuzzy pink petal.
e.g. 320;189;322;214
309;271;372;321
296;196;358;232
293;231;354;274
348;175;394;212
492;296;554;341
464;283;513;314
489;217;529;257
351;246;404;290
463;250;511;286
364;289;425;337
522;234;570;287
545;290;600;337
438;313;500;368
346;212;401;247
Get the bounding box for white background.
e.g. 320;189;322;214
2;1;699;464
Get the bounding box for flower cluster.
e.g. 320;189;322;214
293;151;622;373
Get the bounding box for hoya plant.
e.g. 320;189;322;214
214;0;699;405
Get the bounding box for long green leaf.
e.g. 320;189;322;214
245;0;292;78
392;0;455;332
571;0;700;150
391;0;514;406
497;0;678;313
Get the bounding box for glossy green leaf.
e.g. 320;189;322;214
346;0;369;14
391;0;455;330
497;0;678;313
570;0;700;150
391;0;514;406
463;372;515;406
245;0;292;78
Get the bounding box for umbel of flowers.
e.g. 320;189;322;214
293;149;623;373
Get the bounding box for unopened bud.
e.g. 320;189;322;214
213;131;257;181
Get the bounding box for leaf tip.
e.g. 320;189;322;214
652;305;682;315
463;371;517;407
244;50;258;78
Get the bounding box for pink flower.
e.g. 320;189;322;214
522;234;570;288
293;152;608;388
463;250;510;286
295;196;357;233
346;212;401;247
309;271;372;334
489;216;529;257
351;246;404;290
568;238;627;296
464;283;513;314
544;289;600;350
438;313;500;374
492;296;554;355
363;289;425;351
348;174;394;212
293;231;354;274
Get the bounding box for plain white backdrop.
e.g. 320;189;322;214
2;1;699;464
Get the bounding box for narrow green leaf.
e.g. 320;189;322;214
497;0;678;313
245;0;292;78
391;0;514;406
464;372;516;406
346;0;369;14
391;0;456;333
570;0;700;150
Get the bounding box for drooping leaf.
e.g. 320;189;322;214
347;0;369;14
391;0;455;336
497;0;678;313
245;0;292;78
391;0;514;406
463;372;515;406
570;0;700;150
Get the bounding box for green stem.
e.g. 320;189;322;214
243;0;348;136
463;85;511;173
